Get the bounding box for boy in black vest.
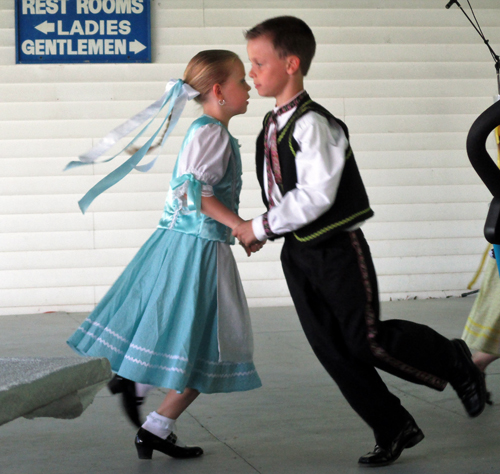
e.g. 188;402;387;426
233;16;486;467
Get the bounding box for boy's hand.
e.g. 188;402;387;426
249;241;265;253
240;240;265;257
233;220;259;247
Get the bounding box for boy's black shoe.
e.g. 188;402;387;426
450;339;487;417
358;419;424;467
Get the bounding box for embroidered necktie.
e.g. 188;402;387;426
264;91;308;208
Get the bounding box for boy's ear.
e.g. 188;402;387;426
286;55;301;75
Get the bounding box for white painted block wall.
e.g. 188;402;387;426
1;0;500;315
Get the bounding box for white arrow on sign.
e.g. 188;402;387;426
129;40;146;54
35;21;55;34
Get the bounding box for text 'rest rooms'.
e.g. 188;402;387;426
20;0;145;56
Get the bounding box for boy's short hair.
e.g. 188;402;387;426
244;16;316;76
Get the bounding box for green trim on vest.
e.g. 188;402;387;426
278;101;365;243
257;94;373;245
292;206;373;242
278;99;313;146
282;101;355;161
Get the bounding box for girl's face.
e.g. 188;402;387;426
219;60;251;118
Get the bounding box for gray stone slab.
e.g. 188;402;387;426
0;356;112;426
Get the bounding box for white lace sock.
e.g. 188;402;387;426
141;411;185;446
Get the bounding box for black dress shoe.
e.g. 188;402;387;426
135;427;203;459
450;339;487;417
358;419;424;467
107;374;144;428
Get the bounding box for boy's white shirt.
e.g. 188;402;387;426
252;94;356;242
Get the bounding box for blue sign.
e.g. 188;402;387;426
15;0;151;63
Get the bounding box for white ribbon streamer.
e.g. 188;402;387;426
66;79;199;171
66;79;200;213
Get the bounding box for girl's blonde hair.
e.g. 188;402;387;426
183;50;240;104
127;50;240;156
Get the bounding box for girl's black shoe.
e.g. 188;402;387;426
107;374;143;428
135;427;203;459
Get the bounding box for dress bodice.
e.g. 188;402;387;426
158;115;242;244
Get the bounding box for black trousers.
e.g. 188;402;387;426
281;228;460;446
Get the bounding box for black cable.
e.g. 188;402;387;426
447;1;500;93
467;0;484;38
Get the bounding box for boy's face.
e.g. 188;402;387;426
247;35;291;99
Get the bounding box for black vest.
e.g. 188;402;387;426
256;95;374;245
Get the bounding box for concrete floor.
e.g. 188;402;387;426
2;297;500;474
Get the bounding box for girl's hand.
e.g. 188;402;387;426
233;220;259;247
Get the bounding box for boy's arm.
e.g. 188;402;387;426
254;113;348;239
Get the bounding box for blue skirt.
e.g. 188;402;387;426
67;228;261;394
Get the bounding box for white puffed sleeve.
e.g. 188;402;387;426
176;123;232;197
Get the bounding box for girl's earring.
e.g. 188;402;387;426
218;99;226;106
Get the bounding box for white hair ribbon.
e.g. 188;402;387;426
66;79;199;214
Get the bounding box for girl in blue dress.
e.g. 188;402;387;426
67;50;262;460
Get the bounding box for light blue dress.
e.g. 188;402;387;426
67;115;262;394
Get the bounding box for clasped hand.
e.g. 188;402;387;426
233;220;265;257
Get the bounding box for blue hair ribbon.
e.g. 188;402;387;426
66;79;199;214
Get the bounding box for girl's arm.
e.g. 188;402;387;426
201;195;244;230
178;125;263;254
201;196;264;256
